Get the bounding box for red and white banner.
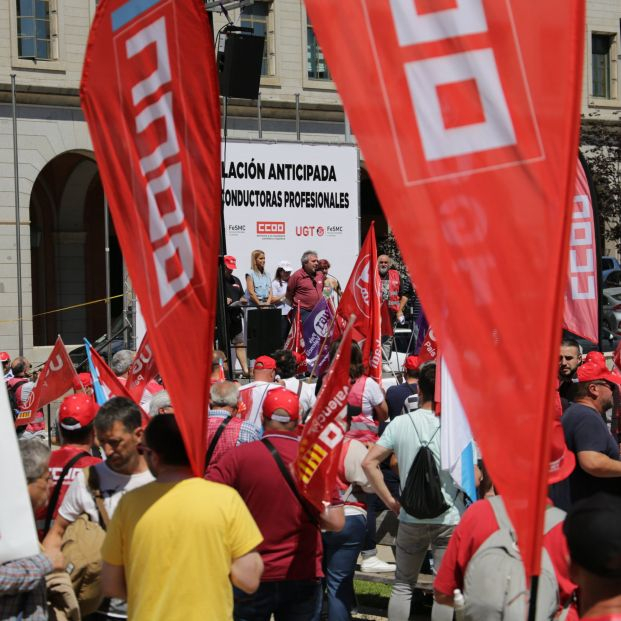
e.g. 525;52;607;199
336;224;382;383
296;317;354;510
563;157;598;343
418;327;438;366
30;336;77;418
306;0;585;576
126;333;158;403
81;0;221;475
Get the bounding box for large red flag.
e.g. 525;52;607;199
126;333;158;403
30;336;77;415
296;317;354;510
305;0;584;576
81;0;220;475
562;157;598;343
337;224;382;383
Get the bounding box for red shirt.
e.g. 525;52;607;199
207;430;335;581
434;498;578;620
35;445;101;539
286;268;324;311
583;617;621;620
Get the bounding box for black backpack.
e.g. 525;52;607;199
400;414;449;519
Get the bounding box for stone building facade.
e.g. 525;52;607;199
0;0;619;361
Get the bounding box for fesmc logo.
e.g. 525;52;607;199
314;309;331;338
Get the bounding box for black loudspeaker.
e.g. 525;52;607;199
245;307;282;359
218;33;265;100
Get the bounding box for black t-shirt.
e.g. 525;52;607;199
562;402;621;505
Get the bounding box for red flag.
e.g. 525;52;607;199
126;333;158;403
30;336;78;414
337;224;382;383
89;346;133;402
305;0;585;576
296;317;355;510
563;157;598;343
81;0;220;475
417;326;438;365
285;303;307;373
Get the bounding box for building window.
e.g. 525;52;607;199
240;1;274;76
307;18;331;80
16;0;54;60
592;33;613;99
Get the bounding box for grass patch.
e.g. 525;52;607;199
354;579;391;609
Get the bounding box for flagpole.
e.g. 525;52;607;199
527;575;539;621
11;74;24;356
104;196;112;361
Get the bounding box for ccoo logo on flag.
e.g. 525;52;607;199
364;0;544;185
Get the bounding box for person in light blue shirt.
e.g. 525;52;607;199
246;249;273;307
362;362;466;621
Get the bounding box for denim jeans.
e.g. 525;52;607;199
388;522;455;621
234;580;322;621
322;514;367;621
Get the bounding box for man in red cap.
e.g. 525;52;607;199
1;351;11;379
72;372;94;397
561;359;621;507
35;393;101;539
224;254;249;377
434;405;579;619
208;387;345;620
237;356;279;429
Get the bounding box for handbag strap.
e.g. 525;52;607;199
205;415;235;470
43;451;90;535
261;438;318;526
86;466;111;530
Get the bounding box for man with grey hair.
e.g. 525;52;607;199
148;389;173;418
286;250;324;324
110;350;134;379
205;381;260;468
0;439;64;620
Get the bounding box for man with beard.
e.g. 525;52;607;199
562;359;621;507
559;338;582;403
286;251;324;325
378;255;410;362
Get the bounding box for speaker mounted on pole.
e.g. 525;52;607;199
218;32;265;100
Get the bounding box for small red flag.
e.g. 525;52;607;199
30;336;78;415
126;333;158;403
296;317;355;510
89;346;134;402
337;224;382;383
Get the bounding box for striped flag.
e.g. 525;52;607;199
84;340;132;406
440;358;476;502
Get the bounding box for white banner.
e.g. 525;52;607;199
222;141;360;288
0;379;39;563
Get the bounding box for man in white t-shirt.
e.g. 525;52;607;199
237;356;279;430
272;349;317;421
44;397;154;621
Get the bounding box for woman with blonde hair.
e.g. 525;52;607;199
246;249;273;306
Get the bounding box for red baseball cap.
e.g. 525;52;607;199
262;387;300;423
404;355;420;371
224;255;237;270
0;352;10;362
58;393;98;431
576;359;621;386
254;356;276;370
72;372;93;392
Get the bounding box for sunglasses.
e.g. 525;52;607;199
137;444;153;456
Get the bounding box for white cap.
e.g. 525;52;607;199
278;260;293;272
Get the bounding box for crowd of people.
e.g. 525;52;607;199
223;249;415;376
3;293;621;621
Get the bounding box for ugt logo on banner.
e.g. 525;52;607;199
373;0;543;183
